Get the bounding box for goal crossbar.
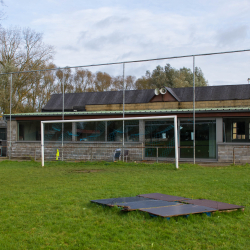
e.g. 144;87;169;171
41;115;179;168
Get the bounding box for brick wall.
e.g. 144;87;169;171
6;120;162;162
86;99;250;111
8;139;146;162
218;143;250;163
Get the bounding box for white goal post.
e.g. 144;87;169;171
41;115;179;168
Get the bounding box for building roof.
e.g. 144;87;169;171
42;89;155;112
172;84;250;102
42;84;250;112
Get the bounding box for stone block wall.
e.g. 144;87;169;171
218;143;250;163
6;120;161;162
8;140;146;162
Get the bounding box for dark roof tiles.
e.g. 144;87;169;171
42;84;250;111
43;89;155;111
172;84;250;102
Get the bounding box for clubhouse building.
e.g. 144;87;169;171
4;84;250;163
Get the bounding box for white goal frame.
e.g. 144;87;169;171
41;115;179;168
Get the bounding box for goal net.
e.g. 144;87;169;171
41;115;179;168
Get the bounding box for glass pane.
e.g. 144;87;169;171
125;122;139;142
107;121;139;142
180;120;216;159
237;122;245;134
224;118;250;142
0;128;6;140
45;123;72;141
180;121;193;158
76;121;105;141
18;121;41;141
145;120;175;157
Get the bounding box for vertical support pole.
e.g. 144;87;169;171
62;69;64;162
105;121;107;141
9;74;12;160
122;63;125;162
139;120;145;160
156;147;158;163
72;122;76;141
193;56;196;165
174;116;179;169
41;122;44;167
178;118;181;160
233;147;235;165
142;143;144;161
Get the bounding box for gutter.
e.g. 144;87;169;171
3;107;250;119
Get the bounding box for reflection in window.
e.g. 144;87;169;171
18;121;41;141
107;121;139;142
249;123;250;140
44;123;72;141
233;122;245;140
180;120;216;159
76;122;105;141
145;120;175;157
0;128;6;140
224;118;249;142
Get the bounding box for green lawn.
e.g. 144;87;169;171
0;160;249;249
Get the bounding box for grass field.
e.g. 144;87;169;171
0;160;249;249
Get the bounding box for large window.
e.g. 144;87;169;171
17;120;139;142
107;121;139;142
0;128;6;140
76;121;105;141
18;121;72;141
44;123;72;142
180;120;216;159
18;121;41;141
223;118;250;142
145;120;175;157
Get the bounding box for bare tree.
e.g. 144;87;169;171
0;27;55;113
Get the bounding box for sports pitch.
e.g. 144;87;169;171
0;160;249;249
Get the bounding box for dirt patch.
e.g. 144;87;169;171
198;163;233;167
70;169;104;173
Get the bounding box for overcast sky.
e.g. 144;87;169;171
2;0;250;86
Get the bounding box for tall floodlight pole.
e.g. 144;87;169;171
9;74;12;160
62;69;65;161
122;63;125;162
193;56;196;164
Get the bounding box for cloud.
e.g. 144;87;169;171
29;2;250;86
78;31;129;50
95;16;130;29
216;25;249;46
